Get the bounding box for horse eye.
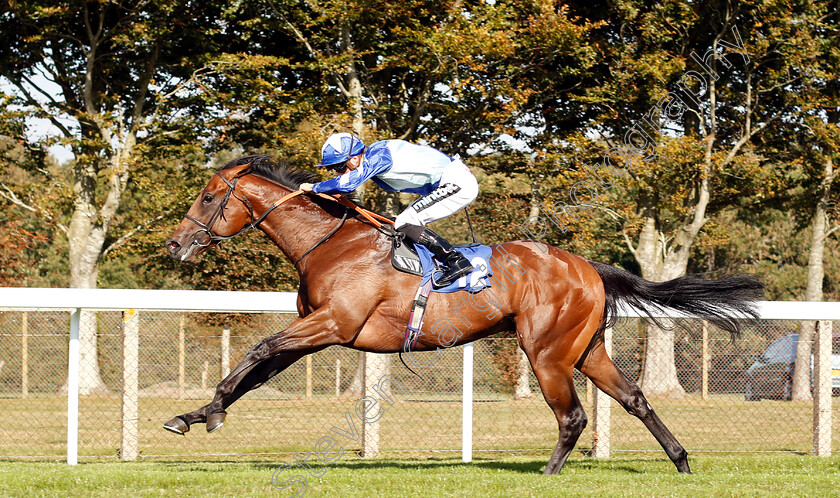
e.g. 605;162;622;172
202;194;214;204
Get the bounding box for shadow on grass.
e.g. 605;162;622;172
156;455;658;476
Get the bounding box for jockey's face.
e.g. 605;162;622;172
345;153;363;171
328;152;362;175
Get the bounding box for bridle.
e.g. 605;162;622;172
181;167;394;265
183;169;300;248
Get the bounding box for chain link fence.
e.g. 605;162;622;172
0;310;837;460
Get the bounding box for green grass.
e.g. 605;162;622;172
1;454;838;497
3;394;839;458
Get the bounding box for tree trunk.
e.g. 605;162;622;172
791;155;834;401
62;200;115;395
337;20;396;397
512;170;540;400
639;319;684;398
340;61;369;397
342;355;365;398
513;348;533;399
632;213;696;398
622;20;774;400
64;163;111;395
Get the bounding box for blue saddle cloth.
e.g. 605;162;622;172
413;243;493;293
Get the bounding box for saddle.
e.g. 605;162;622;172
391;234;491;293
389;230;493;366
391;235;424;276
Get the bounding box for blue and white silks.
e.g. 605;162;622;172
312;139;454;196
413;243;493;293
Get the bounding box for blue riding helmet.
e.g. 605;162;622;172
317;133;366;168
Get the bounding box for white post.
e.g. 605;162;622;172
306;356;313;399
813;320;832;457
701;322;709;400
21;312;28;399
361;352;386;457
593;327;613;458
335;359;341;398
462;342;474;463
201;360;209;390
67;308;81;465
178;314;186;399
221;328;231;379
121;309;139;461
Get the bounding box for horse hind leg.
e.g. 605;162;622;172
578;337;691;473
541;373;587;475
520;342;588;474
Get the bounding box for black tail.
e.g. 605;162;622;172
589;261;764;338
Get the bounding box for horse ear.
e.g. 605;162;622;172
222;162;252;179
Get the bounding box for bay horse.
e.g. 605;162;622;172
164;155;763;474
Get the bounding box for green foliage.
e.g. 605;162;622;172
0;1;838;298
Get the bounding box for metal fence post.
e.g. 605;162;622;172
593;326;612;458
335;359;341;398
462;342;474;463
67;308;80;465
178;314;186;399
306;356;313;399
701;321;710;400
121;309;139;461
813;320;832;457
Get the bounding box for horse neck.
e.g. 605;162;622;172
240;177;369;267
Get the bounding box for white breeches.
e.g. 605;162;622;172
394;158;479;229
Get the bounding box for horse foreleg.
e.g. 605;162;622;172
165;306;362;435
578;338;691;473
164;348;318;434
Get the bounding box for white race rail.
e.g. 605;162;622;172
0;288;834;463
0;287;298;465
0;287;299;312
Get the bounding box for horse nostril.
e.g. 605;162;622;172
167;240;181;253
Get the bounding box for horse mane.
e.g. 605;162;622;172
220;154;318;190
220;153;367;206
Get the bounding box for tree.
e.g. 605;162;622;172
263;0;527;394
0;93;56;285
776;0;840;398
0;1;275;393
551;1;822;397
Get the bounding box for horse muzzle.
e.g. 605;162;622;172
166;236;200;263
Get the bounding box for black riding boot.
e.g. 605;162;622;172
399;225;474;287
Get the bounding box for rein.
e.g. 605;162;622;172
315;192;395;229
292;208;348;267
183;169;395;265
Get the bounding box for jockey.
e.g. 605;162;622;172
299;132;478;287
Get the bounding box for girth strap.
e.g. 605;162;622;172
397;279;434;378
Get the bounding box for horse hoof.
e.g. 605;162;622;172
163;416;189;435
206;412;226;433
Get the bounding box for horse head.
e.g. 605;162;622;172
166;162;256;262
166;155;323;263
